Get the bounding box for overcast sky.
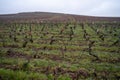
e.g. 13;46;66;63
0;0;120;17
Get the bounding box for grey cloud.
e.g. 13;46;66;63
0;0;120;17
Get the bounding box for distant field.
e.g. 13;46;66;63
0;12;120;80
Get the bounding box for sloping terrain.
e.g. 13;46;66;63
0;12;120;23
0;12;120;80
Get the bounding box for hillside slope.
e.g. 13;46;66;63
0;12;120;22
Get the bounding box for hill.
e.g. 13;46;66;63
0;12;120;23
0;12;120;80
